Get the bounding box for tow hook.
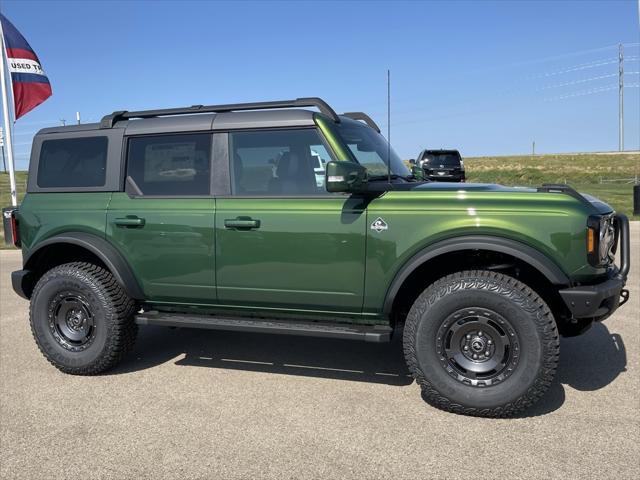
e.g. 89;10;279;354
619;289;630;307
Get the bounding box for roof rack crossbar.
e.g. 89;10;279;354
99;97;340;128
342;112;381;133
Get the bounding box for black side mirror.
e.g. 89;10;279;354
325;161;367;193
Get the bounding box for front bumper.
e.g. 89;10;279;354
425;173;465;182
559;213;630;320
559;277;628;319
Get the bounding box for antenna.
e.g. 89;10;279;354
387;69;391;184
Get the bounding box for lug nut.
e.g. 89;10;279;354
466;334;471;339
473;354;478;359
478;331;483;336
463;346;469;351
485;351;490;356
487;339;492;345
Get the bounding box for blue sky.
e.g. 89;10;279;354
1;0;639;169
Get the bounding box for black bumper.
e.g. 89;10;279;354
559;213;631;319
11;269;32;299
559;277;628;319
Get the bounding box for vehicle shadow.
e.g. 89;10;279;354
113;321;627;413
114;324;413;386
522;322;627;417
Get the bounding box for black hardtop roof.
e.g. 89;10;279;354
35;97;381;136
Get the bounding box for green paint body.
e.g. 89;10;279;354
17;117;610;325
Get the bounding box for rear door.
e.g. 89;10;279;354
215;128;367;314
106;132;216;304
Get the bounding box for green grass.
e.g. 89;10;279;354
462;153;640;219
0;171;28;248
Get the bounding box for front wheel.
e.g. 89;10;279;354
403;270;559;417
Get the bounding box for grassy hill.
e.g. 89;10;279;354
463;152;639;219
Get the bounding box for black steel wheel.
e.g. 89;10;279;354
403;270;559;417
30;262;137;375
436;307;520;387
48;292;97;351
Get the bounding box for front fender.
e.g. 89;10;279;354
381;235;571;317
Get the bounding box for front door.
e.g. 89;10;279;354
107;132;216;304
215;128;367;314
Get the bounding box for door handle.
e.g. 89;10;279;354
224;218;261;230
114;217;145;227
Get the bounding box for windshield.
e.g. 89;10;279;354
422;152;461;167
335;120;410;177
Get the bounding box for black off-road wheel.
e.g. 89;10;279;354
30;262;138;375
403;270;559;417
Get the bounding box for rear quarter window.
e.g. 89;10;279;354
37;137;108;188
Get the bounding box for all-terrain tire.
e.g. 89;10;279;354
403;270;559;417
30;262;138;375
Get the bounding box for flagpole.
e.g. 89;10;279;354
0;19;17;207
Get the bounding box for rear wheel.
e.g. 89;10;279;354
30;262;137;375
403;270;559;417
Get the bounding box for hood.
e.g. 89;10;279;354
410;182;536;193
408;182;613;214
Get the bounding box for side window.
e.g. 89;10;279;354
127;134;211;196
230;129;333;196
37;136;108;188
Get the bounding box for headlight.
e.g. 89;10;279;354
587;214;616;267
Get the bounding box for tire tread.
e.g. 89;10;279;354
30;262;137;375
403;270;560;418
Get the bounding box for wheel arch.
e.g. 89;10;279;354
22;232;144;300
383;235;571;319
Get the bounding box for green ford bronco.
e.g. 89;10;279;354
4;97;630;417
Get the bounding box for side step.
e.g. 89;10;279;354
135;311;392;343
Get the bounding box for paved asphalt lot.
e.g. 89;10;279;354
1;224;638;480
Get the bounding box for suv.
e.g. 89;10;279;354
412;149;465;182
4;97;630;417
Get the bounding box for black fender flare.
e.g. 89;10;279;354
382;235;571;316
23;232;144;300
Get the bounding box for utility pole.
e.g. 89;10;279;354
532;141;535;156
76;111;81;125
387;69;391;184
0;25;17;206
60;118;66;126
619;43;624;151
0;126;5;173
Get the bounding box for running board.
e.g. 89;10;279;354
135;311;392;343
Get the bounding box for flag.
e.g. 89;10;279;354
0;14;51;120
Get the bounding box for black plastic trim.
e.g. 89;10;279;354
559;277;625;318
11;270;32;299
537;183;597;212
383;235;571;316
341;112;381;133
136;311;391;343
23;232;144;299
101;97;340;128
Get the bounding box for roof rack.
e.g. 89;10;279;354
99;97;340;128
342;112;381;133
